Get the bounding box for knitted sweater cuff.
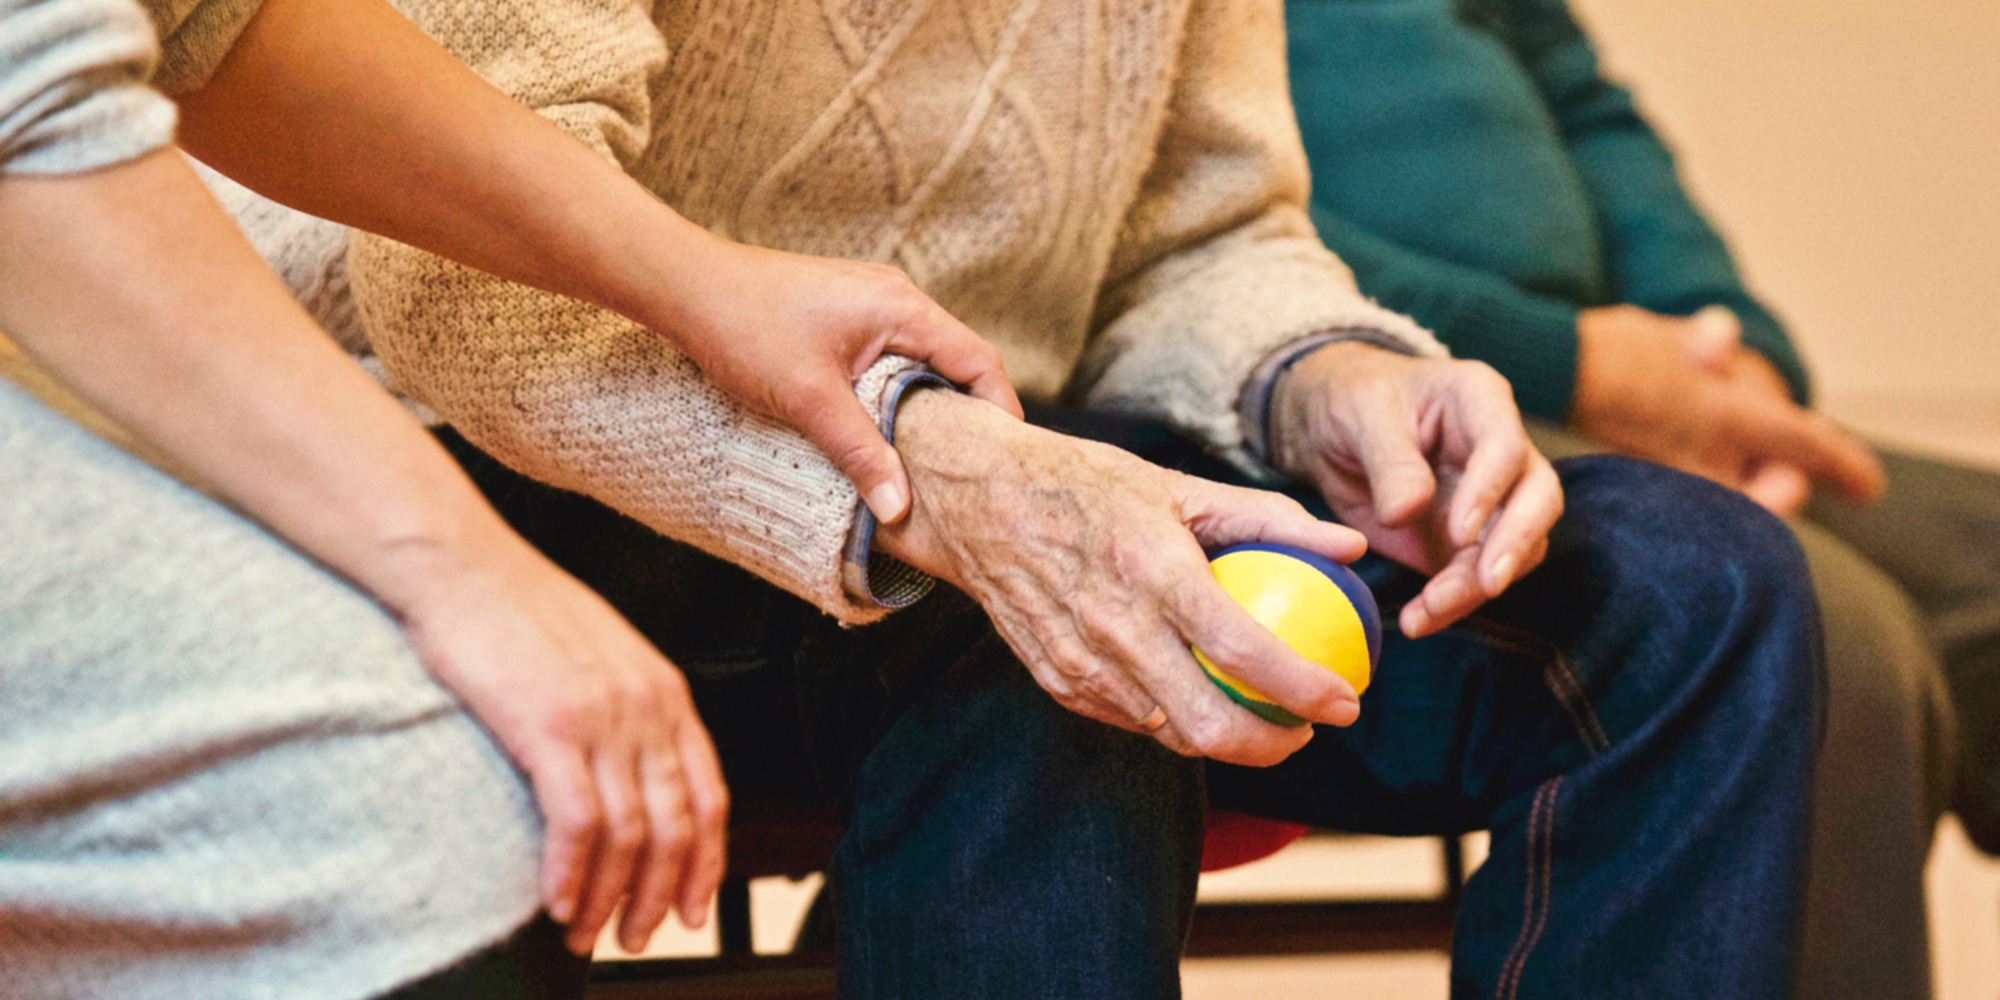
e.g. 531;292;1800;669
1237;327;1434;467
839;370;950;611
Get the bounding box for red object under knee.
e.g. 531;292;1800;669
1201;810;1309;872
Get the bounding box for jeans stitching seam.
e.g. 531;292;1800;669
1543;652;1610;755
1495;781;1550;1000
1454;616;1611;755
1497;777;1562;1000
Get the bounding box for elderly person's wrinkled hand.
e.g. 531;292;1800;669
1269;341;1564;639
1573;304;1884;515
874;391;1367;766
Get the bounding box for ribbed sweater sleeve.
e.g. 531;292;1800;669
1306;201;1584;422
348;0;911;624
0;0;174;174
1503;0;1812;404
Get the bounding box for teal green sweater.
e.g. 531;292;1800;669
1286;0;1810;420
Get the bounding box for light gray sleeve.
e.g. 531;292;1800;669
149;0;264;96
0;0;177;175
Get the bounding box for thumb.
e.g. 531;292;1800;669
1681;306;1742;372
797;386;913;523
883;305;1025;419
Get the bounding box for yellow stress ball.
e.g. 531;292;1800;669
1194;542;1382;727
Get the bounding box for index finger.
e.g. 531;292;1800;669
1179;479;1368;565
1474;454;1563;597
1437;366;1537;549
1443;416;1534;551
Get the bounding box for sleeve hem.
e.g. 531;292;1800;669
1237;327;1429;465
2;88;175;176
839;370;954;611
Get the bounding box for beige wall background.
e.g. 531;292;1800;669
1568;0;2000;464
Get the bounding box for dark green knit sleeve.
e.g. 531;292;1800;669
1497;0;1812;404
1307;202;1584;421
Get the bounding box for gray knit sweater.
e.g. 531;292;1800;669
0;3;546;997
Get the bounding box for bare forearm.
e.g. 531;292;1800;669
173;0;713;335
0;148;515;614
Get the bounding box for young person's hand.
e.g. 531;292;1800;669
376;532;729;957
650;238;1022;523
178;0;1019;527
1573;305;1883;515
0;148;728;958
1270;342;1564;638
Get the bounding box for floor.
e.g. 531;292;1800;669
605;820;2000;998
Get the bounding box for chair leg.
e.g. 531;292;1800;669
1441;834;1466;907
791;880;837;953
717;878;754;956
1183;834;1462;957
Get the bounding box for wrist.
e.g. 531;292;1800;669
350;490;542;624
1268;340;1398;479
871;389;1029;585
870;389;972;580
584;203;733;337
1569;308;1630;434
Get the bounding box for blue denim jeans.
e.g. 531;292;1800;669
438;410;1820;1000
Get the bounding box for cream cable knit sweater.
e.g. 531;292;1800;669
313;0;1443;623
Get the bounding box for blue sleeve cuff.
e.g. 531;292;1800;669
839;370;956;611
1237;328;1429;465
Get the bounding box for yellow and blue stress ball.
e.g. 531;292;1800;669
1195;542;1382;727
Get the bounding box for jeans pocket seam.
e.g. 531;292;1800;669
1456;617;1612;756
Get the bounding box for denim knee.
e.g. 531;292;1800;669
1544;455;1822;742
1556;455;1811;602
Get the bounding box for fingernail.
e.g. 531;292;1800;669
550;897;573;924
1486;553;1518;595
1459;508;1486;544
1400;603;1428;638
866;481;908;523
